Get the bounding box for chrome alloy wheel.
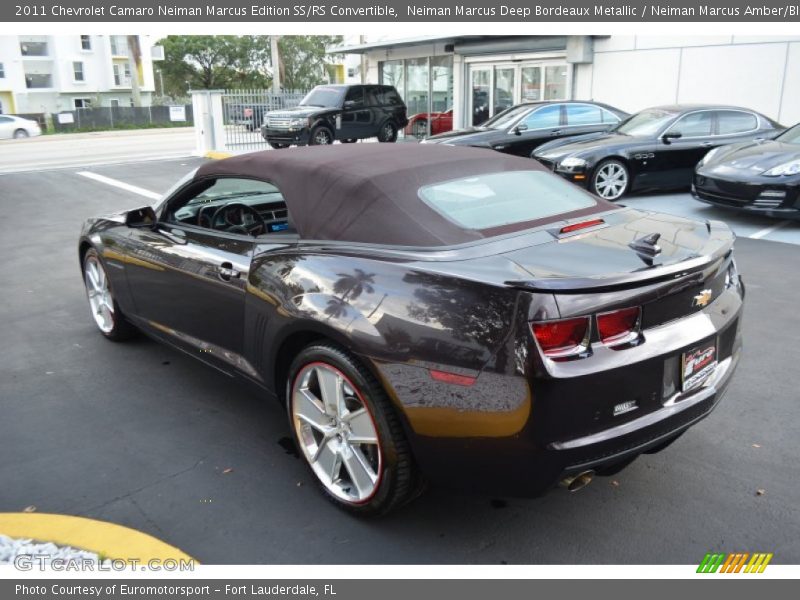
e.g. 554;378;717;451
313;129;332;145
83;256;115;333
594;162;628;200
291;362;382;504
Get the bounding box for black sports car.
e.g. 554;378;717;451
534;105;783;201
693;123;800;219
420;100;628;157
79;145;743;515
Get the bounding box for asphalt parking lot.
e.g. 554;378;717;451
1;155;799;564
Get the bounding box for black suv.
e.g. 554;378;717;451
261;84;408;148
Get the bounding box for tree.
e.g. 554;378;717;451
156;35;343;96
157;35;269;96
277;36;343;91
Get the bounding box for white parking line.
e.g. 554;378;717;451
749;220;791;240
76;171;162;200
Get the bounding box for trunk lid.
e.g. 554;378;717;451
504;209;735;326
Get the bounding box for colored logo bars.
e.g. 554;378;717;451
697;552;774;573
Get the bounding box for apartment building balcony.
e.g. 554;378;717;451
20;40;49;58
25;73;53;89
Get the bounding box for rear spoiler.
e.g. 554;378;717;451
505;242;734;294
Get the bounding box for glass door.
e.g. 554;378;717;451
493;66;515;117
469;67;491;126
521;66;542;102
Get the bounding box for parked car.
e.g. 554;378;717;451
0;114;42;139
534;105;783;201
260;84;408;148
693;123;800;219
405;108;453;138
79;144;744;514
421;101;628;157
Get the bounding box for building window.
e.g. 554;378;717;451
113;63;132;86
0;63;4;78
20;40;48;57
74;98;92;109
110;36;127;56
110;99;120;108
80;35;92;51
73;62;85;82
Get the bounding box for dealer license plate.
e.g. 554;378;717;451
681;341;717;392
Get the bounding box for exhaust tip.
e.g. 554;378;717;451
560;470;594;492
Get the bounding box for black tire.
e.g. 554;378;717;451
377;121;398;143
341;138;357;144
286;342;421;516
14;129;29;139
590;159;629;201
309;126;334;145
269;142;290;149
82;248;138;342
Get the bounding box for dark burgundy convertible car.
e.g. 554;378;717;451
79;144;744;515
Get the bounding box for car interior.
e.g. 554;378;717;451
167;177;292;237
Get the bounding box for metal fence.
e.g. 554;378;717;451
222;89;307;150
51;104;194;132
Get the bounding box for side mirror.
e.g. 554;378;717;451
343;100;355;109
513;123;528;135
661;131;682;144
125;206;157;229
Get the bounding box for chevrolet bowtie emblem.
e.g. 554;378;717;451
693;289;713;307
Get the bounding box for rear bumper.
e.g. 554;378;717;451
387;284;744;497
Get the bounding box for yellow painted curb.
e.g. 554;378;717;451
203;151;233;160
0;513;195;562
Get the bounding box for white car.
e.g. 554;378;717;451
0;115;42;139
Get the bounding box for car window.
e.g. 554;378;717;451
522;105;561;129
601;108;621;124
484;104;533;129
776;124;800;145
169;178;289;235
615;108;679;136
717;110;758;135
0;116;11;123
667;112;713;137
344;87;365;108
379;87;404;106
364;86;380;106
566;104;603;126
300;86;345;108
418;170;596;230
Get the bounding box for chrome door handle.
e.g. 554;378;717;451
701;142;714;147
218;262;240;281
550;129;563;136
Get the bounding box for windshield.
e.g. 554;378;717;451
614;108;679;137
776;124;800;145
300;86;345;108
482;105;533;129
418;170;597;230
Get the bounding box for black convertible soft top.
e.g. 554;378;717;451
195;144;611;247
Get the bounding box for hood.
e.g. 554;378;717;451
704;140;800;176
423;127;507;146
266;106;331;118
535;132;635;161
502;209;733;291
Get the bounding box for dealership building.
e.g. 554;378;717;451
334;35;800;131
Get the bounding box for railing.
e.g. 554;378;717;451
20;41;48;57
25;74;52;89
222;89;308;150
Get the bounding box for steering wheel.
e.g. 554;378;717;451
210;202;267;236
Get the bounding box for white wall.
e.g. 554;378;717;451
577;36;800;126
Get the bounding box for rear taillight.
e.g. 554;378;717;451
531;317;590;359
596;306;641;347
